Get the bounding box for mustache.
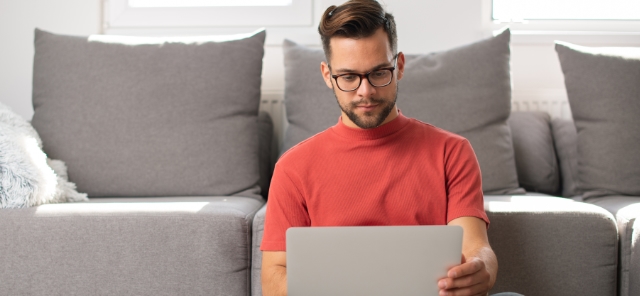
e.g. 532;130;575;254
350;97;386;107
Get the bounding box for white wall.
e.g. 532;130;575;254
1;0;636;121
0;0;101;119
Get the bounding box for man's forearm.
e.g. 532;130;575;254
262;265;287;296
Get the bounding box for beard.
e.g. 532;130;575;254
334;85;398;129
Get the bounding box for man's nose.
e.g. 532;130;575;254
356;77;376;97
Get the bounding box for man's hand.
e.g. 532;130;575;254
439;216;498;296
438;254;491;296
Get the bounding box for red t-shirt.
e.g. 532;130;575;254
261;113;489;251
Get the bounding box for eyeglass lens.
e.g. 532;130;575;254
336;69;393;91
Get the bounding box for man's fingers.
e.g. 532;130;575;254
438;282;488;296
448;257;484;278
438;272;485;290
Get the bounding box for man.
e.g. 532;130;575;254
261;1;508;295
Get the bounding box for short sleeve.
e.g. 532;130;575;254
444;139;490;228
260;163;311;251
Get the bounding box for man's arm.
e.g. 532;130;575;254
262;251;288;296
438;216;498;296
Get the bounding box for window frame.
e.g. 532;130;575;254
104;0;313;29
483;0;640;45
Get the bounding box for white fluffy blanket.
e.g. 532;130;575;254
0;102;87;208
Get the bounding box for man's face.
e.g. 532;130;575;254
321;27;405;129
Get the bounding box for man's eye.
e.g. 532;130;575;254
341;75;357;82
372;71;388;78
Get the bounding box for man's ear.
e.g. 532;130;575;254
396;52;406;81
320;61;334;89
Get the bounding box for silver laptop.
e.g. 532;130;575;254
286;225;462;296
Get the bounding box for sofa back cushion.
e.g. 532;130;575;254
507;111;560;195
555;42;640;199
551;117;579;197
282;29;523;195
31;29;266;198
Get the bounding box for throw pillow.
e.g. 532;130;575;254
282;29;523;195
31;29;266;198
508;111;560;195
555;42;640;199
0;102;87;208
551;117;579;198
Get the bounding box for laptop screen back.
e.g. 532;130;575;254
286;225;462;296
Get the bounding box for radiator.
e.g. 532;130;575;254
259;92;287;153
512;99;572;119
511;89;573;119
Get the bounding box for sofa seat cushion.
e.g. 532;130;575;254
585;195;640;296
485;195;618;296
252;204;268;296
0;196;264;296
252;195;617;296
629;217;640;295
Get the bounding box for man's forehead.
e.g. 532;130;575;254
328;31;394;70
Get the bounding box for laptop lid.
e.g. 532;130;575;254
286;225;462;296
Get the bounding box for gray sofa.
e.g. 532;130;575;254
1;28;638;296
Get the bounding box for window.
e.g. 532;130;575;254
104;0;313;30
492;0;640;21
129;0;293;8
487;0;640;45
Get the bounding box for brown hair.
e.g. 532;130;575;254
318;0;397;61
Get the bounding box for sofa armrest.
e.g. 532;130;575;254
486;195;618;296
629;211;640;295
251;203;268;296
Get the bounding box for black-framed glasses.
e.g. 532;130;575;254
330;54;399;92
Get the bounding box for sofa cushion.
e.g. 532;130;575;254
258;111;274;200
0;196;263;295
507;111;560;195
31;29;266;198
555;42;640;199
281;40;338;154
585;195;640;296
282;29;523;195
252;204;268;296
485;195;618;295
629;216;640;296
551;117;579;197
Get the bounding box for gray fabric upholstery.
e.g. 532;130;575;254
252;196;617;296
258;112;274;200
31;29;266;198
551;117;579;197
586;195;640;296
629;217;640;296
0;196;264;295
282;29;523;195
555;42;640;199
281;40;338;154
252;204;268;296
485;195;618;296
507;111;560;195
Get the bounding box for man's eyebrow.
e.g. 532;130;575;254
333;61;393;74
